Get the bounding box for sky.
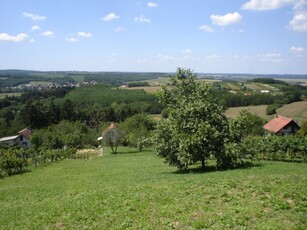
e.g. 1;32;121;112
0;0;307;74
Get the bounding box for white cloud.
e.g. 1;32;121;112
66;37;78;42
31;25;40;31
29;38;35;43
199;25;214;32
158;54;175;61
114;26;127;32
78;32;92;38
180;55;194;61
147;2;158;7
0;33;29;42
205;54;220;60
210;12;242;26
181;49;192;54
134;14;151;23
22;12;46;21
41;31;54;37
289;11;307;31
258;52;283;62
289;46;305;53
101;13;120;21
293;0;307;11
242;0;295;11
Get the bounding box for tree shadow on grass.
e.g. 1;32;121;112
0;169;32;179
114;149;153;155
171;161;264;175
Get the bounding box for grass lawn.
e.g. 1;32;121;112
0;148;306;229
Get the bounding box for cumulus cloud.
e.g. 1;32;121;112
210;12;242;26
66;37;78;42
101;13;120;21
289;46;305;53
289;11;307;31
147;2;158;7
78;32;92;38
242;0;295;10
199;25;214;32
31;25;40;31
0;33;29;42
22;12;46;21
134;14;151;23
41;31;54;37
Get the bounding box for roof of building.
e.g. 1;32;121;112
102;123;118;136
18;128;31;139
263;115;297;133
0;135;19;142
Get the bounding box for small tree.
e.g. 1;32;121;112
155;68;229;171
229;109;266;142
121;114;156;151
102;123;123;154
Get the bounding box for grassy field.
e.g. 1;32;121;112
0;148;306;229
0;93;22;99
225;105;269;120
225;101;307;124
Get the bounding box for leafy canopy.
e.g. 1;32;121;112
155;68;229;170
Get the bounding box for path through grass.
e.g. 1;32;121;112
0;148;306;229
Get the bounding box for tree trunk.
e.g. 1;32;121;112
201;159;205;172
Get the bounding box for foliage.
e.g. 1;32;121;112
216;90;279;107
102;124;123;154
155;68;230;170
297;120;307;136
30;121;97;149
229;109;266;142
0;148;306;229
251;78;289;85
0;146;77;177
127;82;149;87
266;103;282;115
239;135;307;162
120;114;156;151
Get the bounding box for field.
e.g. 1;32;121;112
225;101;307;124
0;93;22;99
225;105;269;120
0;148;306;229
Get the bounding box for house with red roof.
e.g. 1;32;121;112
0;128;32;147
263;115;300;135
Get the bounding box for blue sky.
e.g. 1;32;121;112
0;0;307;74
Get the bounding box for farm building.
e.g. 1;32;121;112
263;115;300;135
0;128;32;147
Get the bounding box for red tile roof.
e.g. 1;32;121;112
18;128;32;139
263;115;293;133
102;123;118;136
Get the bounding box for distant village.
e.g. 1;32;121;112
10;80;98;91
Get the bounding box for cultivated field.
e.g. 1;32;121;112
0;148;306;229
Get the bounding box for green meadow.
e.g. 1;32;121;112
0;148;306;229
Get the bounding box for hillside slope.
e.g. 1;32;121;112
225;101;307;125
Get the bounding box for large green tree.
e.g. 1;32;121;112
155;68;229;171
